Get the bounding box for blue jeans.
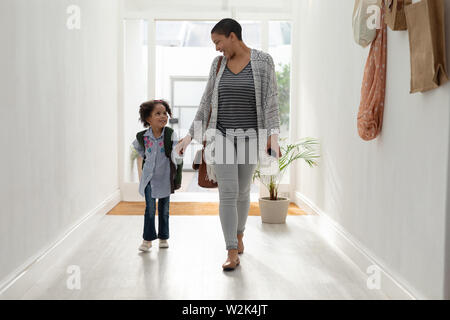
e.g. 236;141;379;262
143;182;170;241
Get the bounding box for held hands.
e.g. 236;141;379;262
175;135;192;156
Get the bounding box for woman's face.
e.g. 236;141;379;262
211;32;234;59
146;103;168;129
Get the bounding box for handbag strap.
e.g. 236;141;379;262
204;56;223;143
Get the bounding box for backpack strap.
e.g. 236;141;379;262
136;129;147;168
136;129;147;149
164;126;174;159
163;126;184;193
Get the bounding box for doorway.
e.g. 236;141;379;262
121;18;292;202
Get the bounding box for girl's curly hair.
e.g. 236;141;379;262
139;99;173;128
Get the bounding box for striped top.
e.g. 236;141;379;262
216;61;258;138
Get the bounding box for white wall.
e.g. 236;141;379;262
0;0;120;286
294;0;450;299
123;20;147;183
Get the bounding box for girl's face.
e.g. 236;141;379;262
146;103;168;129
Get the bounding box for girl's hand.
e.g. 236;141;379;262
175;135;192;155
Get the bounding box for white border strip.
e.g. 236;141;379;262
0;191;121;298
295;191;419;300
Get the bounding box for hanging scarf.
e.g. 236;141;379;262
357;1;387;141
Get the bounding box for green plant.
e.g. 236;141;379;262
252;137;320;200
276;63;290;128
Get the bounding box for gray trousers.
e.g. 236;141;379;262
213;133;258;250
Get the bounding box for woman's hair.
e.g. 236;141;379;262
211;18;242;41
139;99;173;128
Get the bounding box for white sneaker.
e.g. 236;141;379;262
159;239;169;248
139;240;152;252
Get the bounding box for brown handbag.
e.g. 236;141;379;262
405;0;448;93
192;57;223;188
384;0;412;31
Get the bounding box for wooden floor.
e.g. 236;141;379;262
1;215;388;300
107;201;309;216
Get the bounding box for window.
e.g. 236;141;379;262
269;21;292;184
268;21;292;141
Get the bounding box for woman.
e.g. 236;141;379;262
175;18;282;271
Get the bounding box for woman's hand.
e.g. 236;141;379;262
175;135;192;156
266;134;282;158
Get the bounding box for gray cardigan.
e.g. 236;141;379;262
187;48;281;141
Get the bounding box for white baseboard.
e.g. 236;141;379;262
295;191;419;300
0;190;121;299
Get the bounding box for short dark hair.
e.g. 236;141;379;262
139;99;173;128
211;18;242;41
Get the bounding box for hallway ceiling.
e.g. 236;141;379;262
124;0;294;14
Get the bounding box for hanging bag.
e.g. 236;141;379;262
353;0;381;48
192;56;223;188
405;0;448;93
357;0;387;141
384;0;412;31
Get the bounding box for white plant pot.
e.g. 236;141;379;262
259;197;290;224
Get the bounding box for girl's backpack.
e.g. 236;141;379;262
136;127;183;193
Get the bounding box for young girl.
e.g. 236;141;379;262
132;99;183;251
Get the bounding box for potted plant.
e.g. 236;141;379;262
252;137;320;224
